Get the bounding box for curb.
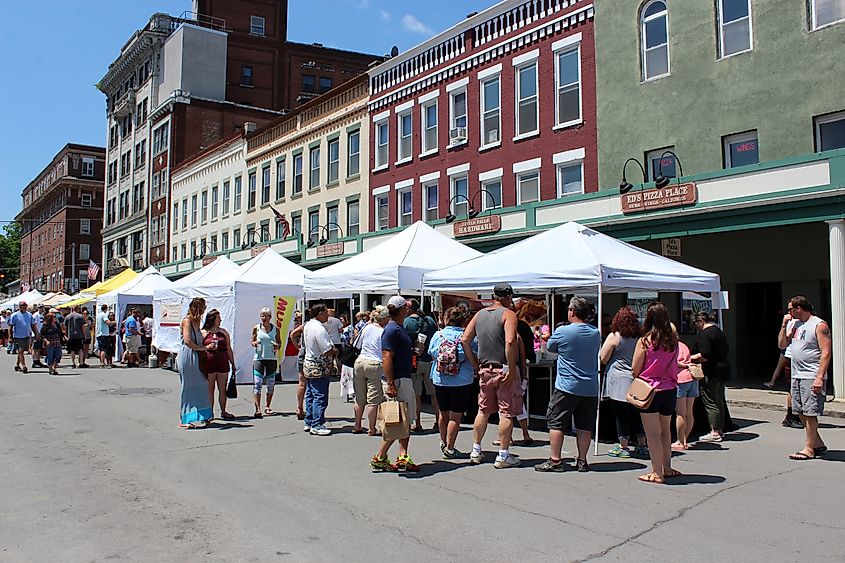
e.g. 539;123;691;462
727;399;845;419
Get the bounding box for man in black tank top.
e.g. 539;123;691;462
462;283;522;469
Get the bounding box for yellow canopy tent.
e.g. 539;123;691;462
59;269;139;309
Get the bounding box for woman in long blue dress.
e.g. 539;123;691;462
179;298;214;428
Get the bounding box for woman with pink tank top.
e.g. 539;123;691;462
632;302;680;484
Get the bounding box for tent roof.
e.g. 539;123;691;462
422;222;721;294
100;266;173;300
191;248;308;291
95;268;139;294
172;256;241;288
0;289;44;310
39;292;72;307
305;221;482;298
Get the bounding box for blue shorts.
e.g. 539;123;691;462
46;346;62;365
677;380;699;398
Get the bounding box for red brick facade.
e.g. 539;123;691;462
367;0;596;232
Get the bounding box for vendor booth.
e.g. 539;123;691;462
171;256;241;288
0;289;44;310
304;221;482;300
153;249;307;383
422;222;722;449
60;268;139;309
37;292;73;308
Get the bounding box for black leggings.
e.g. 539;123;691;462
610;399;644;443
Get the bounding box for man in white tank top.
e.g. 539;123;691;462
778;296;830;460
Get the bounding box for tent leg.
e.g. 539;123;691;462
594;284;602;456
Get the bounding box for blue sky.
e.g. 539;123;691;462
0;0;492;222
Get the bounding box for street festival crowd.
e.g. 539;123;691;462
2;287;831;483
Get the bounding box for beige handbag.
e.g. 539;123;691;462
689;363;705;381
626;378;656;410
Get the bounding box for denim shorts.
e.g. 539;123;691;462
677;380;699;399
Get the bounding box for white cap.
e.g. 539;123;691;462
387;295;410;309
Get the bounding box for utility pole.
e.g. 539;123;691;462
70;242;76;294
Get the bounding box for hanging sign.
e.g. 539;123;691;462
453;215;502;237
621;182;697;214
661;238;682;257
251;244;270;257
316;242;344;258
201;255;217;266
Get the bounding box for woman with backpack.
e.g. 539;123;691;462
428;305;477;459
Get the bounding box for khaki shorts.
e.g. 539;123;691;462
383;378;416;423
791;377;825;417
353;357;385;406
411;360;435;397
125;334;141;354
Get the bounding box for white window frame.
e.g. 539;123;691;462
554;40;583;129
211;185;219;220
449;88;468;146
80;218;91;234
375;193;390;231
327;138;340;184
79;244;90;261
423;181;439;222
480;74;501;149
815;110;845;151
515;168;541;205
450;174;469;218
375;120;389;170
250;15;266;36
481;178;503;211
309;146;321;190
641;0;670;81
514;60;539;139
234;175;243;212
276;160;286;199
201;190;208;223
397;187;413;226
646;147;677;181
81;193;92;207
347;200;360;237
810;0;845;30
191;194;198;226
723;130;759;168
421;100;438;155
81;157;95;177
397;104;413;164
718;0;753;58
293;154;303;193
261;165;271;204
173;203;179;233
222;180;230;216
222;231;229;251
247;171;257;209
181;197;188;229
347;130;361;177
556;161;584;198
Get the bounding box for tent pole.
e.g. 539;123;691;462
594;283;603;456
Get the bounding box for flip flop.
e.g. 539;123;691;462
264;408;275;415
665;468;682;478
638;472;665;484
253;411;263;419
352;428;365;434
789;451;815;460
220;412;235;420
814;446;828;456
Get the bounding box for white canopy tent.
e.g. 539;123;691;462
171;256;242;288
422;222;722;453
153;249;308;383
304;221;483;299
0;289;44;311
97;266;175;314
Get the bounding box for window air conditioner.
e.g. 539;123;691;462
450;127;467;143
488;129;499;144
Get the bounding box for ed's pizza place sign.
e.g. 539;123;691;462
621;182;698;214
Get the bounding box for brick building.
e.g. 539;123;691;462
17;144;105;293
98;1;381;272
366;0;596;239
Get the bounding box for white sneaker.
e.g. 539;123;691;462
470;450;484;464
310;426;331;436
303;425;311;432
698;432;722;443
493;454;521;469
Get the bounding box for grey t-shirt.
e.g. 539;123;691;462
65;312;85;340
475;307;506;365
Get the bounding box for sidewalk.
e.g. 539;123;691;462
727;384;845;418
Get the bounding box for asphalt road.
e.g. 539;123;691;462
1;353;844;562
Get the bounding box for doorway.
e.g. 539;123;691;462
735;282;782;383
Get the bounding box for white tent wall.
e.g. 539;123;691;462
0;290;44;311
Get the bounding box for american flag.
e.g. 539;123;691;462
87;260;100;283
270;205;291;239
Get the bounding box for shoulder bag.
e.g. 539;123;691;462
340;328;363;368
626;377;656;410
226;365;238;399
688;363;705;381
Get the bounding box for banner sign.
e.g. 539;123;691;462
621;182;697;214
160;303;183;327
274;296;296;364
453;215;502;237
316;242;344;258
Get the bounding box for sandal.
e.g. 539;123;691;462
253;411;263;419
814;446;828;456
296;411;305;420
664;468;682;478
264;408;275;416
220;412;235;420
368;429;379;436
352;428;365;434
789;451;815;460
671;442;687;452
411;424;424;433
638;472;665;484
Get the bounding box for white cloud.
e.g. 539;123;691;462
402;14;433;35
379;10;391;22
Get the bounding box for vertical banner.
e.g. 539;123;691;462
274;296;296;364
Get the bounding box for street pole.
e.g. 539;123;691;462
71;242;76;295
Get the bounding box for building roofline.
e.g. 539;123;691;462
284;41;384;60
170;130;246;176
21;143;106;195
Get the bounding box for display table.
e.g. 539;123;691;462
526;359;556;429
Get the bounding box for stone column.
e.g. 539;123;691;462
827;220;845;400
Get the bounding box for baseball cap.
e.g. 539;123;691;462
18;301;27;307
493;283;514;297
387;295;410;309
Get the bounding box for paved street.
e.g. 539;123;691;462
1;353;844;563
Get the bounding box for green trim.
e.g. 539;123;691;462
346;124;361;134
309;140;321;150
326;199;340;208
291;210;302;218
275;155;286;163
247;166;257;174
308;204;321;212
262;162;270;171
292;148;303;157
327;132;340;142
345;193;360;203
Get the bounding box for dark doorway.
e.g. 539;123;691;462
735;282;782;382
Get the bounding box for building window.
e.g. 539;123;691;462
150;217;159;246
450;89;468;144
810;0;845;29
815;110;845;151
481;179;503;210
82;157;95;177
302;74;316;93
293;154;303;193
79;244;90;261
517;171;540;205
556;162;584;197
211;185;219;219
327;205;339;240
191;194;198;226
181;243;187;260
718;0;752;57
135;98;148;126
248;171;257;209
319;77;333;93
328;138;340;183
261;165;271;204
222;231;229;250
309;146;321;189
234;176;243;212
398;110;413;162
132;182;144;214
250;15;265;35
233;228;241;248
241;65;253;87
222;180;231;215
347;200;360;237
481;76;501;147
376;194;389;231
182;197;188;229
451;176;469;217
152;172;161;199
276;160;286;199
152;123;169;155
422;101;438;153
646;147;677;181
556;46;582;126
173;203;179;233
424;182;439;221
80;218;91;234
347;130;360;177
516;62;539;137
641;1;670;80
291;216;302;241
308;210;320;244
398;187;413;226
108;162;117;185
375;120;389;168
723;131;759;168
134;140;147;168
81;192;92;207
201;190;208;223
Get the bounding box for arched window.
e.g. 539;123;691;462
640;1;669;80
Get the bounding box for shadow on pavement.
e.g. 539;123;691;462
819;422;845;429
398;460;470;479
209;421;255;430
721;431;759;442
731;417;767;430
587;461;648;473
664;474;726;485
819;450;845;462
